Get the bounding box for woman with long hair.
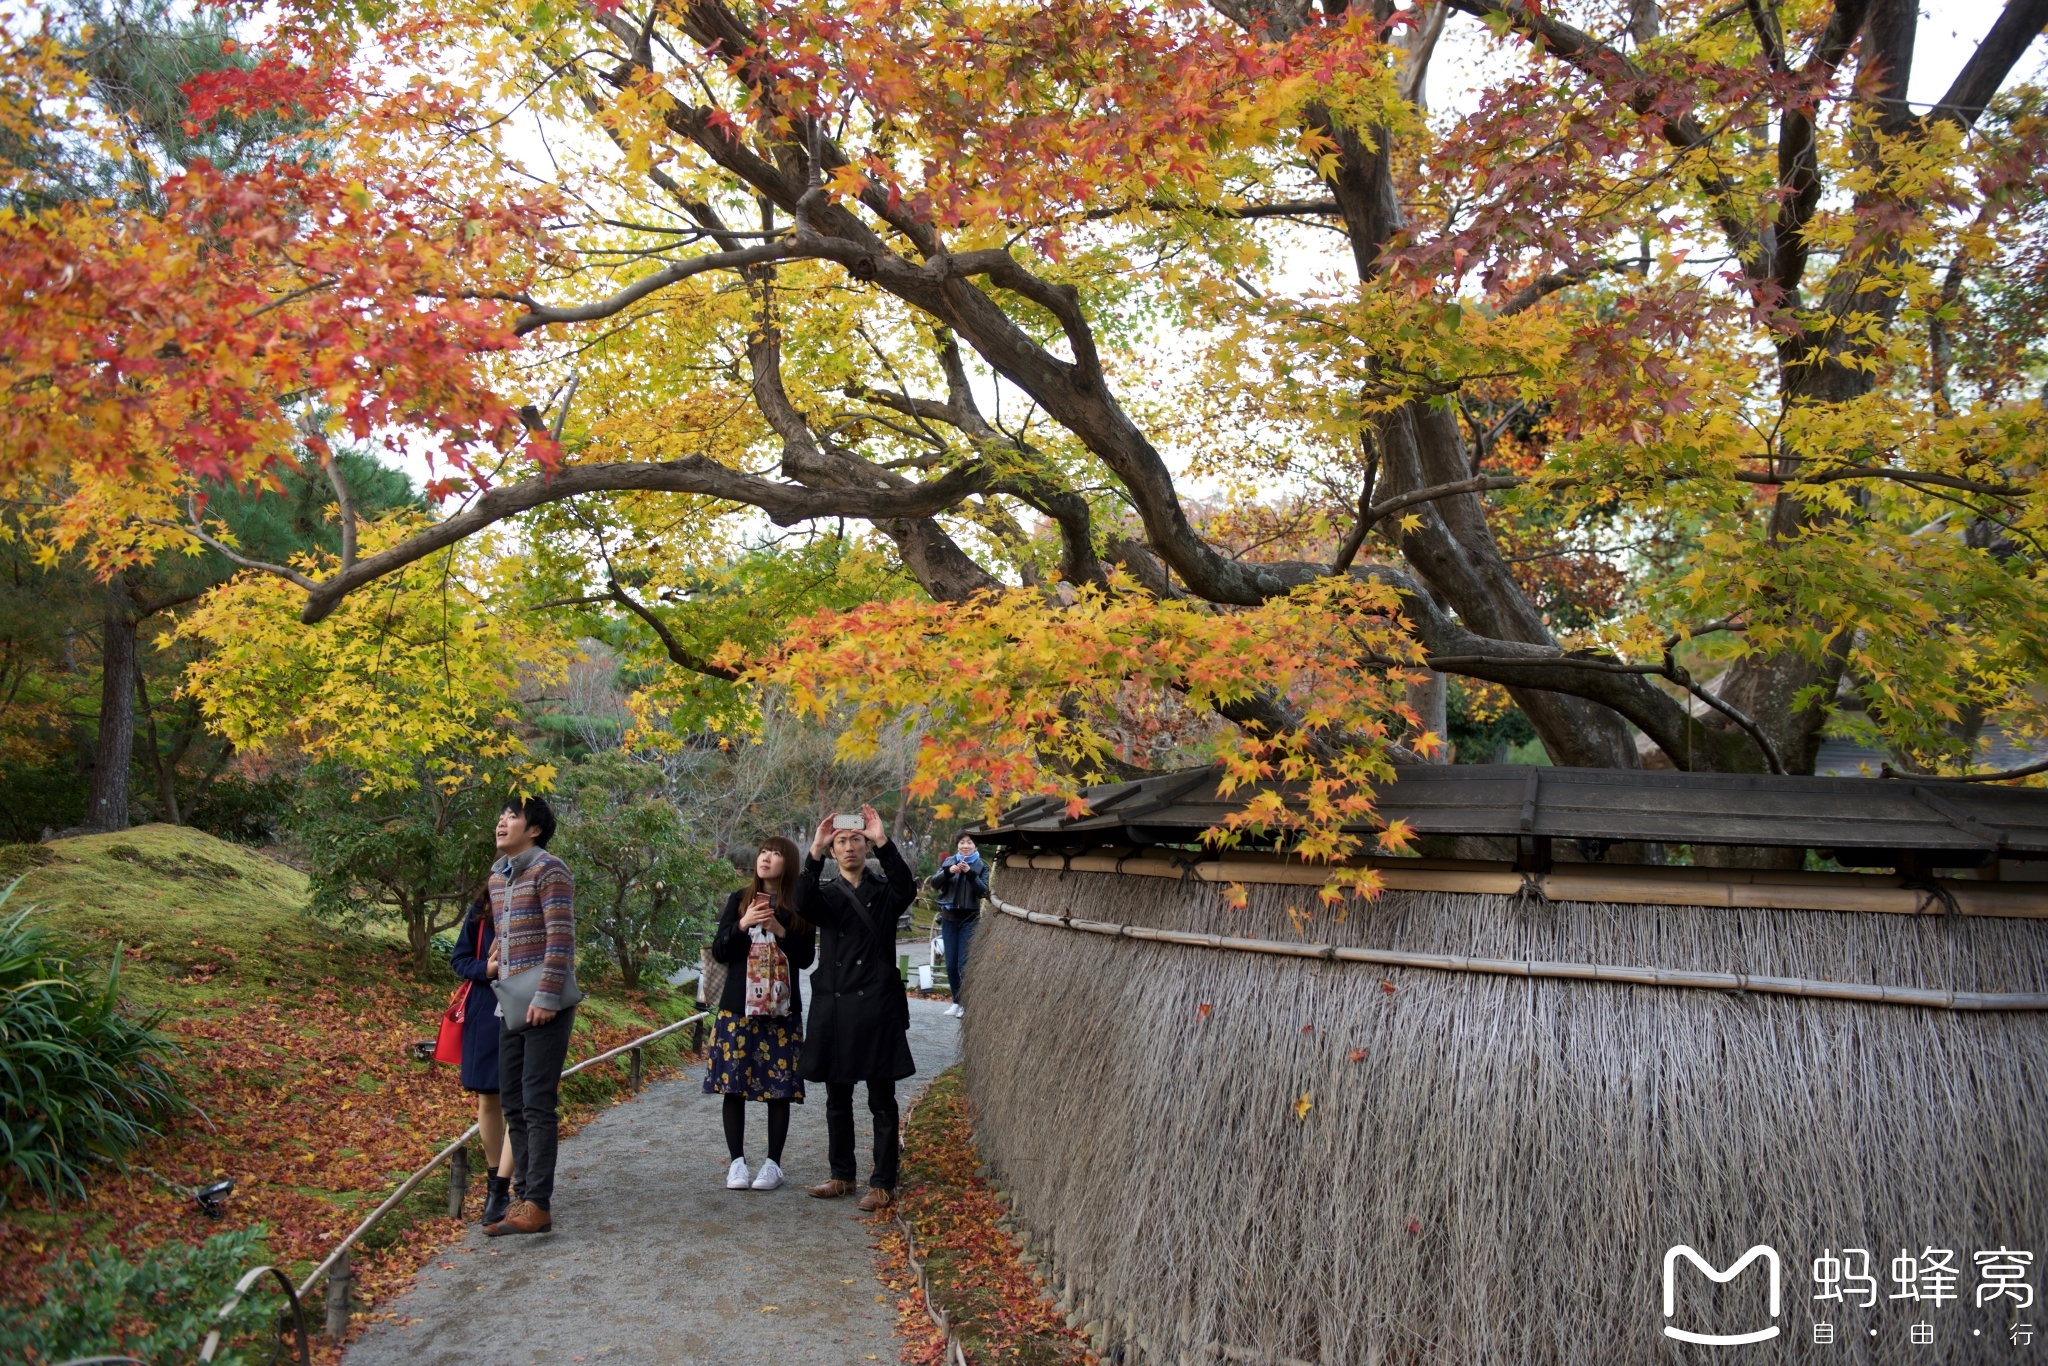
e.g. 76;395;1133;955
702;835;815;1191
449;891;518;1224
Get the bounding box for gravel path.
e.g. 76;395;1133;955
344;992;961;1366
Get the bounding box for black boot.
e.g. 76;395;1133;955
481;1174;513;1226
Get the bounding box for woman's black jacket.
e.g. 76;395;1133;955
794;842;918;1083
927;856;989;921
709;888;817;1018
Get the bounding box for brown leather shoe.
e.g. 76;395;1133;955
807;1178;856;1199
483;1200;553;1236
858;1186;895;1212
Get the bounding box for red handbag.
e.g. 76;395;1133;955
433;912;486;1065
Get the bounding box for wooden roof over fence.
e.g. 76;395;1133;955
973;764;2048;866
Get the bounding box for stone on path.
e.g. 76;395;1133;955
343;997;961;1366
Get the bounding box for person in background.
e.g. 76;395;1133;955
927;834;988;1019
449;892;518;1225
484;794;576;1238
703;836;815;1192
796;804;917;1211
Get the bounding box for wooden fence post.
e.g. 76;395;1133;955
325;1248;351;1339
446;1144;468;1217
629;1045;643;1092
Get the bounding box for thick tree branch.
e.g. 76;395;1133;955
1345;563;1777;773
1419;651;1787;773
1770;0;1869;297
512;241;800;334
1495;262;1629;316
294;460;990;624
1926;0;2048;129
606;579;740;680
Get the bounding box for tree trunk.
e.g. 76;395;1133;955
1407;670;1449;761
86;580;138;833
406;899;433;973
135;668;180;825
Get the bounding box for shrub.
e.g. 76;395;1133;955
0;902;189;1206
0;763;89;844
287;760;498;972
0;1225;283;1366
554;753;739;991
186;771;296;846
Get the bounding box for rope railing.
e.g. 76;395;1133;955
284;1008;709;1306
136;1007;712;1366
989;896;2048;1012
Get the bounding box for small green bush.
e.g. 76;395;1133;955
0;901;189;1206
0;1225;283;1365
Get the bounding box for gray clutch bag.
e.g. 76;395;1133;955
491;962;583;1032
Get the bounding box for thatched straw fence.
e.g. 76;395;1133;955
961;855;2048;1365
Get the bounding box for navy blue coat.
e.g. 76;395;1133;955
449;897;500;1093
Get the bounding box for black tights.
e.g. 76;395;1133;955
722;1095;790;1163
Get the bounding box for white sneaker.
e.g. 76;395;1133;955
946;1002;963;1018
751;1158;784;1191
952;1005;965;1019
726;1157;751;1190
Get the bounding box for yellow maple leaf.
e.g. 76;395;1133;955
1294;1089;1314;1120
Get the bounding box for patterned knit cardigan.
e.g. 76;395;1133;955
489;850;576;1012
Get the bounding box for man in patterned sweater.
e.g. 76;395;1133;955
483;794;576;1237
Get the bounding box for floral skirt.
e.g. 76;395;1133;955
701;1009;805;1103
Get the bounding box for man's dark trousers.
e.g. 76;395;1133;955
500;1005;575;1209
825;1079;899;1190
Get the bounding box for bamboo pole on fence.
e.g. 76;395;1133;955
987;896;2048;1011
999;852;2048;918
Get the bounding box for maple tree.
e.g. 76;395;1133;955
176;521;566;797
10;0;2048;870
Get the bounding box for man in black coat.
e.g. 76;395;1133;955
795;803;918;1211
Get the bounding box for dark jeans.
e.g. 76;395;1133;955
499;1005;575;1211
939;917;976;1008
825;1079;899;1190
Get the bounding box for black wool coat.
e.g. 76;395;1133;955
795;841;918;1084
709;888;816;1018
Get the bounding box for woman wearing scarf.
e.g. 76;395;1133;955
702;836;815;1191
